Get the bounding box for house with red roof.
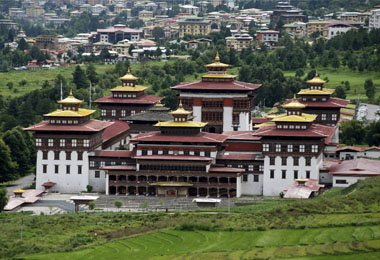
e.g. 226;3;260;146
337;146;380;160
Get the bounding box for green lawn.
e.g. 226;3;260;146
24;225;380;260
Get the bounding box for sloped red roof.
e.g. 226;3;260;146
134;155;212;161
131;131;228;143
284;179;324;199
209;167;245;173
24;120;113;132
102;120;130;142
172;80;261;91
329;158;380;176
223;131;261;140
336;146;366;152
101;165;136;171
94;150;134;158
252;118;270;124
254;124;336;144
284;97;349;108
94;95;163;105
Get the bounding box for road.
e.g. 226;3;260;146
6;174;35;195
356;103;380;122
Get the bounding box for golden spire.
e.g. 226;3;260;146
58;89;83;104
306;72;326;85
69;89;73;96
282;95;306;109
120;68;138;81
215;51;220;62
169;100;192;116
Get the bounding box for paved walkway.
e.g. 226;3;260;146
6;174;35;195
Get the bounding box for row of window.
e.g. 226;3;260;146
139;164;206;172
112;93;137;98
269;156;312;166
263;144;318;153
242;174;260;182
227;164;264;172
277;124;307;130
36;138;90;147
43;164;82;175
42;151;83;161
141;149;211;157
270;170;310;179
50;119;79;125
90;161;118;167
101;109;139;117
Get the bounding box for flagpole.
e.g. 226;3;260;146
89;81;92;108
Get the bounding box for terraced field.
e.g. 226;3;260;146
25;224;380;260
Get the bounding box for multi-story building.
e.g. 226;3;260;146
369;9;380;31
89;24;144;44
94;69;163;121
284;73;349;126
306;20;332;38
179;5;200;16
103;104;243;197
35;35;58;50
172;53;261;133
226;33;253;52
340;12;368;25
257;30;279;47
26;6;45;17
283;21;307;38
25;91;130;193
254;98;336;196
326;22;352;39
178;16;211;38
138;10;153;21
270;1;305;27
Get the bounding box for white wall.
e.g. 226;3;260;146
89;169;106;192
241;173;263;195
332;175;367;188
36;150;89;193
238;111;251;131
223;106;233;132
193;105;202;122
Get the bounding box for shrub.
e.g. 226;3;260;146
88;201;96;210
86;185;93;193
114;200;123;208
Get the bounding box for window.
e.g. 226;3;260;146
78;165;82;174
306;157;311;166
282;157;287;165
60;139;65;147
263;144;269;152
84;139;90;147
312;145;318;153
95;171;100;178
43;164;47;174
184;150;189;155
194;150;200;156
259;165;264;171
54;151;60;160
243;175;248;182
287;145;293;153
43;151;48;160
248;165;254;171
90;161;95;167
294;170;298;179
270;156;275;165
36;138;42;146
205;150;211;157
72;139;77;147
55;165;59;174
306;171;310;179
332;114;337;121
66;165;70;174
294;157;299;166
282;170;286;179
276;144;281;152
111;110;116;117
299;145;305;153
270;170;274;179
101;110;106;116
321;114;326;121
48;139;54;147
336;179;347;184
66;151;71;160
254;175;259;182
142;149;147;156
131;110;136;116
121;110;126;117
78;152;83;161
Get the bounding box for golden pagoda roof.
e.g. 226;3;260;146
272;113;317;123
205;52;230;68
44;108;95;117
120;68;138;81
253;122;275;129
169;101;192;116
58;89;83;104
13;188;26;193
155;100;164;107
155;121;207;128
298;88;335;95
282;95;306;109
111;85;148;92
306;73;326;85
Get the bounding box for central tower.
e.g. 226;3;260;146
172;53;261;133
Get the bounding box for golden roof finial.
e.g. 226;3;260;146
69;89;73;96
128;67;131;74
293;94;297;100
58;89;83;104
315;71;319;77
178;100;183;108
215;51;220;62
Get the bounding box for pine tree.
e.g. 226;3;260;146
3;128;30;175
86;63;98;84
72;65;89;89
0;139;17;182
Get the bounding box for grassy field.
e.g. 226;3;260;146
24;226;380;259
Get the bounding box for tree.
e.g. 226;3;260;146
86;63;98;84
364;79;375;100
88;201;96;210
334;86;346;99
72;65;89;89
0;139;17;182
114;200;123;208
17;38;29;51
0;188;8;212
152;27;165;42
340;120;365;145
367;121;380;146
128;44;135;56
